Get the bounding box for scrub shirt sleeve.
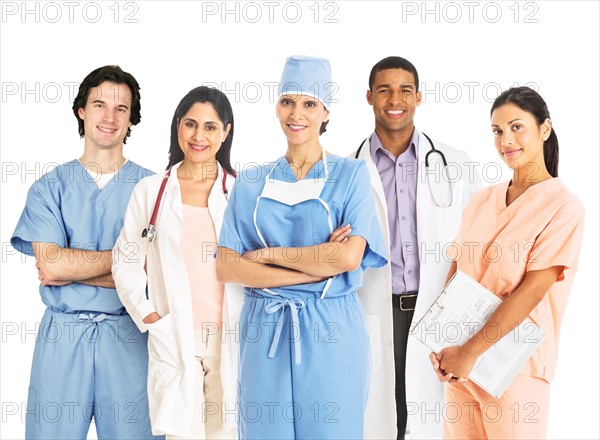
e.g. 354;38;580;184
218;180;247;256
342;160;388;269
11;180;66;256
526;197;585;281
112;180;155;333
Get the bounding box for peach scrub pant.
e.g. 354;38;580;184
444;374;550;439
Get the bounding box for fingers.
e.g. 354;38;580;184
448;376;469;384
242;250;259;262
429;352;439;369
430;352;451;382
329;224;351;243
430;352;464;383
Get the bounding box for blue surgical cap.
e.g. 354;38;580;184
277;55;333;108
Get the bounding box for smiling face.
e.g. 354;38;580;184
276;94;329;147
491;103;551;171
77;81;132;151
177;101;230;165
367;68;421;137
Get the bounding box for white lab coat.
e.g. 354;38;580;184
112;161;243;438
353;132;481;439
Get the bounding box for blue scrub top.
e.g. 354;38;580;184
11;159;154;314
218;155;388;298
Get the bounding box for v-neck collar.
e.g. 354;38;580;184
276;153;330;182
73;159;132;199
496;177;560;215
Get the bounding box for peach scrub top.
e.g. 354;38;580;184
447;178;584;382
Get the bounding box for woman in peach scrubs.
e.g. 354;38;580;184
430;87;585;439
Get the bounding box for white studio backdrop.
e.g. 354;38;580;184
1;1;598;439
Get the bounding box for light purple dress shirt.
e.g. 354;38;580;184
370;130;420;294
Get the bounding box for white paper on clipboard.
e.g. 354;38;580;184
412;270;545;398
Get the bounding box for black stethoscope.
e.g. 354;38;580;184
141;167;229;243
355;132;453;208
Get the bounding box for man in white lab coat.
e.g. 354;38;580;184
354;56;482;439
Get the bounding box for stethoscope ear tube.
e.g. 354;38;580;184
423;132;448;167
356;132;452;208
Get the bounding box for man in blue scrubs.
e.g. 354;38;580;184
11;66;161;439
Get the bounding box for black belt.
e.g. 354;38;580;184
392;292;417;311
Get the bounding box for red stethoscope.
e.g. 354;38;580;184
141;167;229;243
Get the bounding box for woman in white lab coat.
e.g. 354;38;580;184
112;86;242;439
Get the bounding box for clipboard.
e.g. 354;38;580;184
412;270;545;398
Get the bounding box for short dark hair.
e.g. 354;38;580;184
167;86;236;177
72;65;141;144
368;56;420;91
491;87;559;177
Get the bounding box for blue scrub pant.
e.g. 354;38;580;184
238;291;371;439
25;308;162;440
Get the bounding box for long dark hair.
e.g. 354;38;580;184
167;86;236;176
72;65;141;144
491;87;558;177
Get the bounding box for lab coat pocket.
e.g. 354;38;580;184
366;314;383;372
146;313;182;371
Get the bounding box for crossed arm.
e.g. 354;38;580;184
216;224;362;287
430;261;563;382
33;242;115;288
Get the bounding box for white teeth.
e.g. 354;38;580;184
289;124;305;129
387;110;404;115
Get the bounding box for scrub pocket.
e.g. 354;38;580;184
146;313;182;370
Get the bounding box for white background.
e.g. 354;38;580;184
1;1;598;438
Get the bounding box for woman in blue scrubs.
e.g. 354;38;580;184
216;55;388;439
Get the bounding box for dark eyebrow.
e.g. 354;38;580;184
183;118;220;125
376;83;415;90
90;99;129;110
508;119;524;124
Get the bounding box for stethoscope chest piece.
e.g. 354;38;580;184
142;165;230;243
141;224;157;243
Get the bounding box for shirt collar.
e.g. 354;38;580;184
370;129;419;162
